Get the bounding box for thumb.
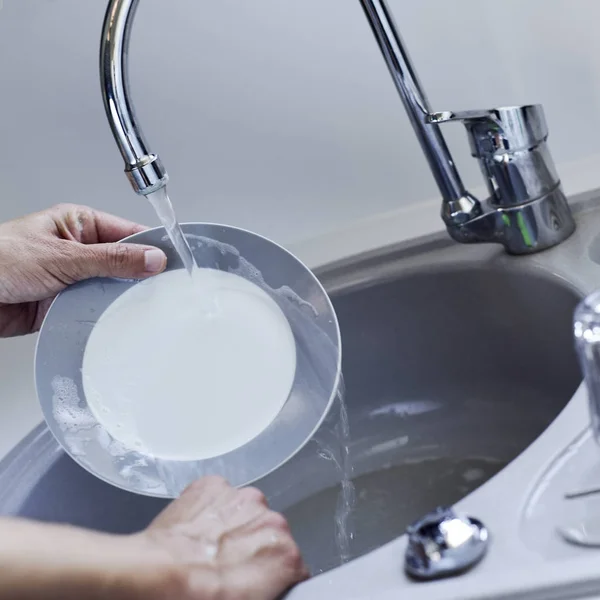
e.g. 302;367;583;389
74;243;167;280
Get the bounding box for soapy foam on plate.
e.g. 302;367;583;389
81;268;297;461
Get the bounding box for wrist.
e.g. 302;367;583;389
91;532;185;600
135;530;223;600
0;519;179;600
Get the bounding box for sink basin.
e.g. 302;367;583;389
276;262;581;573
0;246;582;577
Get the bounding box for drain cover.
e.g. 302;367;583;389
405;506;489;580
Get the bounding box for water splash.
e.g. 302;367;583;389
146;187;196;274
316;381;356;565
335;384;356;564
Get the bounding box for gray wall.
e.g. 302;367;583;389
1;1;599;245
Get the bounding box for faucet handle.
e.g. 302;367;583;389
428;104;549;157
427;104;563;212
428;108;498;125
574;290;600;444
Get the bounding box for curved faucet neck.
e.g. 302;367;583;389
99;0;574;255
100;0;168;195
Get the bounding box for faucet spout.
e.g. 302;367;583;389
100;0;168;195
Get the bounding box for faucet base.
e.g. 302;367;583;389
446;186;576;255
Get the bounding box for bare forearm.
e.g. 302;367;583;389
0;518;175;600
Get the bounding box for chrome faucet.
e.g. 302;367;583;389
100;0;168;196
359;0;575;254
100;0;576;254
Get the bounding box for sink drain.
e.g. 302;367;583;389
405;507;489;581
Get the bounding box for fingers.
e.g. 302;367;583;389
47;204;148;244
181;477;238;512
147;477;308;600
88;209;148;244
213;487;270;533
50;205;166;281
218;514;309;600
151;477;236;530
68;242;167;281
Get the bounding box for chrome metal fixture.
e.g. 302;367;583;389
100;0;168;196
557;292;600;547
360;0;575;254
575;290;600;445
405;507;489;580
100;0;575;252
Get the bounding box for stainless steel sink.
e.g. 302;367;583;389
0;236;582;576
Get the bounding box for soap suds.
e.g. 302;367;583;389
51;376;95;433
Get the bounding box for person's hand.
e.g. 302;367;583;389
140;476;309;600
0;204;167;337
0;477;307;600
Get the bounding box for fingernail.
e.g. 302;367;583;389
144;248;166;273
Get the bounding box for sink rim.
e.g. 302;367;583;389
319;244;585;303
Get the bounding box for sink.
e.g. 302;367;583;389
276;261;581;573
0;242;582;577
